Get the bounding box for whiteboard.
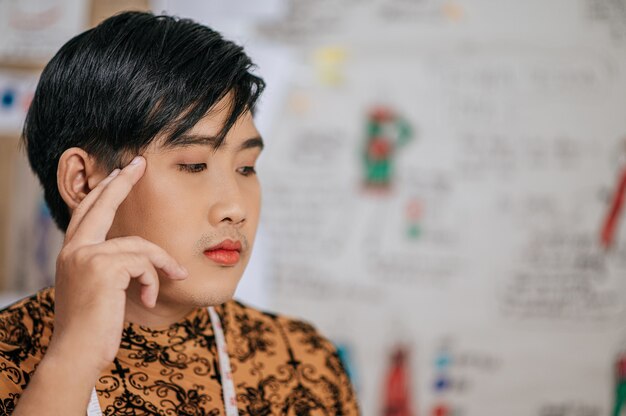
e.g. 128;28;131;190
244;0;626;414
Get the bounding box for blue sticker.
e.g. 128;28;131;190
434;376;451;391
1;88;16;108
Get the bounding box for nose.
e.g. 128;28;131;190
208;174;246;227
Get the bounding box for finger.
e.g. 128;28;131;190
64;168;121;244
101;236;188;280
122;255;160;308
72;156;146;245
140;283;157;309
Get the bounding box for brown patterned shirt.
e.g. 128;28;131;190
0;288;359;415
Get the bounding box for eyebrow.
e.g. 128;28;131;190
239;137;265;151
165;134;264;151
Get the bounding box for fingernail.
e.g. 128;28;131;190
129;156;143;166
178;266;188;277
108;168;121;177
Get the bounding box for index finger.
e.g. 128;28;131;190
70;156;146;245
64;168;120;243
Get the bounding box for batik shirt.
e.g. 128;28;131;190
0;288;359;415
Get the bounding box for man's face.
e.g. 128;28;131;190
107;101;262;308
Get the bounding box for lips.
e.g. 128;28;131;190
203;239;242;266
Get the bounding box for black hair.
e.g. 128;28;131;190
21;11;265;232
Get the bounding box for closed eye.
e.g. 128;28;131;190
177;163;206;173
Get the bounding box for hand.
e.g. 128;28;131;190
48;156;188;375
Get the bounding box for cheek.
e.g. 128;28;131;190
109;171;200;245
244;180;262;220
139;177;203;237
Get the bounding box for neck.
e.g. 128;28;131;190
124;282;196;328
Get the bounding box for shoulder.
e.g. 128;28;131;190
0;287;55;318
225;298;335;354
224;299;360;413
0;288;55;409
0;287;55;365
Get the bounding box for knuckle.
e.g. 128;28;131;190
86;252;106;270
56;248;71;270
57;245;88;267
56;246;109;284
57;246;71;262
128;236;148;246
126;252;144;265
108;238;123;251
127;252;152;273
73;246;93;263
144;257;160;274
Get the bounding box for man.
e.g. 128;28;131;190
0;11;359;415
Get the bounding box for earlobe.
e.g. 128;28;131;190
57;148;106;211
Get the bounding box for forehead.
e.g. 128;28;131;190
192;107;258;138
149;107;260;154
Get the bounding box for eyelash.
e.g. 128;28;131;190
238;166;257;176
177;164;257;176
177;163;206;173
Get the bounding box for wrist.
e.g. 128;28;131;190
13;347;99;416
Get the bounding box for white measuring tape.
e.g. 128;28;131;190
87;306;238;415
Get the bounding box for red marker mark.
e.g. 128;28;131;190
601;167;626;249
617;353;626;380
432;403;450;416
382;347;415;416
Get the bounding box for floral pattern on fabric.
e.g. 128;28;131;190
0;288;359;415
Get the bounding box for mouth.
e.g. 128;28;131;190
203;239;242;266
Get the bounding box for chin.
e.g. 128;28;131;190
161;274;241;307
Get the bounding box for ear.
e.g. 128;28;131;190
57;147;108;212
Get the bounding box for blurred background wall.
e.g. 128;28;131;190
2;0;626;415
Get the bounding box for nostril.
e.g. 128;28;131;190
210;200;246;226
222;216;245;225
